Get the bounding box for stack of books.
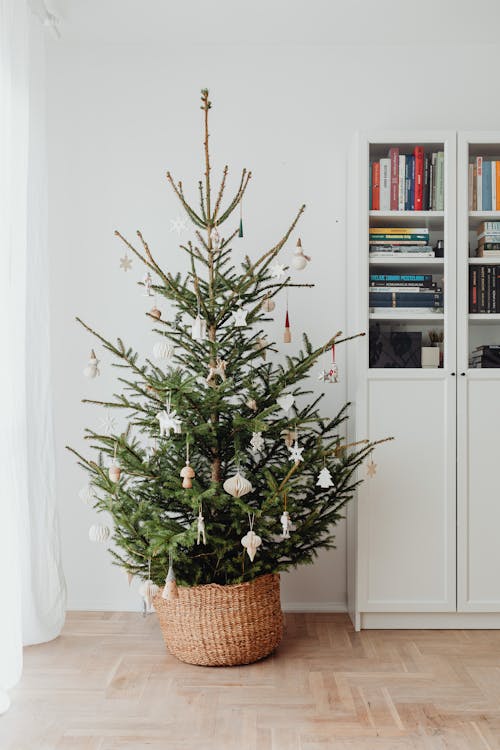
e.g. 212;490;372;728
469;265;500;312
475;221;500;257
468;158;500;210
469;345;500;368
369;227;433;257
370;147;444;211
369;273;444;314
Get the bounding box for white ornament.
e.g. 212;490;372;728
143;272;154;296
223;471;253;498
280;510;293;539
170;215;187;235
153;340;174;362
197;509;206;545
276;393;295;412
191;314;207;341
367;457;377;478
162;563;178;599
231;305;248;327
241;529;262;562
157;405;182;436
288;440;304;464
261;296;276;312
316;466;334;489
108;462;121;483
206;358;227;385
250;432;265;454
210;227;221;249
100;412;117;435
78;484;95;505
120;254;132;272
139;579;159;609
83;349;100;378
318;364;339;384
89;524;110;543
270;262;286;280
290;238;311;270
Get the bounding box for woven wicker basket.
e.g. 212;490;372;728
153;573;283;666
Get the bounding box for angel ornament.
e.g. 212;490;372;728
197;506;206;545
206;358;227;385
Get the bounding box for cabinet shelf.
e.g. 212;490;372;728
468;257;500;264
469;210;500;229
369;312;444;321
369;257;444;268
369;210;444;229
468;314;500;324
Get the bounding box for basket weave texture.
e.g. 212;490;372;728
153;573;283;666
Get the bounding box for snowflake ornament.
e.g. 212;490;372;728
250;432;265;454
170;215;188;235
99;412;117;435
270;263;286;280
119;254;132;272
367;456;377;478
288;440;304;464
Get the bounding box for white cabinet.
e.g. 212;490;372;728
348;131;500;629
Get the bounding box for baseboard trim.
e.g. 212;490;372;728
282;602;348;613
361;611;500;629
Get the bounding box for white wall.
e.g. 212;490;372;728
46;36;500;612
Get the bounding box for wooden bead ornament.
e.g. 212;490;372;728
83;349;100;378
283;309;291;343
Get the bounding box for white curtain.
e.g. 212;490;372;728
0;0;66;708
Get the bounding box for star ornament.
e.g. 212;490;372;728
232;306;248;327
169;215;188;235
288;440;304;464
367;457;377;478
270;263;287;280
250;432;265;454
119;254;133;272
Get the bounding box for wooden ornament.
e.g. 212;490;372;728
291;238;311;270
206;358;227;385
283;310;291;343
108;462;121;482
261;296;276;313
149;306;162;319
162;563;178;600
180;461;195;489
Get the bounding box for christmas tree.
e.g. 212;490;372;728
69;90;385;592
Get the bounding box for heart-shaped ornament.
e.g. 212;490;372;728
277;393;295;412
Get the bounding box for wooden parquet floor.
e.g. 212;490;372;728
3;612;500;749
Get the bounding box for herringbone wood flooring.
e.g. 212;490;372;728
3;612;500;749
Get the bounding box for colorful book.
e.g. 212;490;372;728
476;156;483;210
492;161;497;211
372;161;380;210
483;160;492;211
389;147;399;210
468;164;474;211
398;155;406;210
414;146;424;210
436;151;444;210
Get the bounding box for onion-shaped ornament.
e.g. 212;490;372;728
139;579;159;610
152;340;174;362
108;462;121;483
83;349;100;378
291;238;311;270
149;306;162;319
180;461;195;489
88;524;110;543
223;471;253;498
241;530;262;562
78;483;94;505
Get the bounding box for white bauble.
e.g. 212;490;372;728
88;524;110;543
153;341;174;361
223;471;253;498
139;579;160;609
78;484;94;505
291;254;308;270
83;364;98;378
261;297;276;313
0;690;11;715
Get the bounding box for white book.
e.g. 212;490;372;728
398;155;406;210
379;158;391;210
493;161;497;211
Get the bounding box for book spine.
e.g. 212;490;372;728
414;146;424;210
496;162;500;210
369;234;430;241
371;227;430;233
423;154;430;210
478;222;500;233
372;161;380;210
410;155;415;210
379;158;391;210
492;266;497;312
405;155;411;210
431;153;437;209
398;155;406;210
370;274;432;281
477;156;483;210
486;265;492;313
470;267;478;313
481;242;500;250
483;160;492;211
479;265;486;313
369;160;372;210
389;147;399;210
497;267;500;312
492;161;497;211
436;151;444;210
468;163;474;211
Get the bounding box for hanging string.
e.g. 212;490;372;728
248;512;255;531
147;557;151;580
